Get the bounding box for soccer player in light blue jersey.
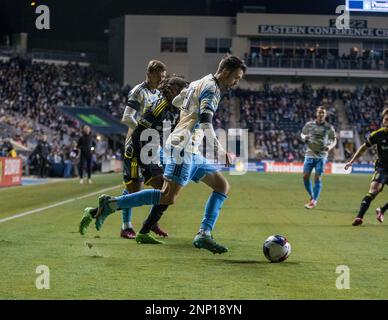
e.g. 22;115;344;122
91;55;246;254
301;106;337;209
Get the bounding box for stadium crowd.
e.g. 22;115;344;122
0;57;128;176
233;85;339;161
1;57;386;177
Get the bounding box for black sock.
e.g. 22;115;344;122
90;208;98;218
357;193;376;218
381;203;388;213
140;205;169;234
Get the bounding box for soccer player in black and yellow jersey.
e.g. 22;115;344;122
345;108;388;226
79;77;188;239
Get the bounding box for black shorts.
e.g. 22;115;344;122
371;168;388;185
123;151;164;186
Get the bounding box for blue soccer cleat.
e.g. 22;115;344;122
193;233;228;254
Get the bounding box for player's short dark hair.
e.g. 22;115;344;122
160;76;188;98
382;108;388;118
217;55;247;74
147;60;167;74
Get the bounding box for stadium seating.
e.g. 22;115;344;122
1;57;386;174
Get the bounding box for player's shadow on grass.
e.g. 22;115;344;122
218;259;268;265
215;259;301;265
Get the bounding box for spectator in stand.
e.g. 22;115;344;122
78;125;95;184
1;139;17;158
30;135;51;178
69;140;80;177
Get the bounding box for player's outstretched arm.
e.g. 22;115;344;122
344;143;368;170
200;121;228;163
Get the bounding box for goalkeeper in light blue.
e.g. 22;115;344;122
301;106;337;209
92;55;247;254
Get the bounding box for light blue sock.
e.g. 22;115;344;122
200;192;228;231
313;178;323;201
116;189;161;209
303;178;313;198
121;189;132;226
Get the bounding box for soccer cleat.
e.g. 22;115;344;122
150;223;169;237
95;194;116;231
193;233;228;254
80;179;84;184
376;208;384;223
352;217;363;226
79;207;94;235
304;199;317;209
135;233;164;244
120;228;136;239
88;179;93;185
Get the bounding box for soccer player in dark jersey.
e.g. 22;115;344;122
345;108;388;226
119;60;167;239
79;77;188;237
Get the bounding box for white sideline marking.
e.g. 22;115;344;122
0;185;122;224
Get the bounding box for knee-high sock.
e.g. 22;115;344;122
313;178;323;201
115;189;161;209
358;192;376;218
89;208;98;218
303;178;313;199
140;205;169;234
381;202;388;213
121;189;132;226
200;192;228;231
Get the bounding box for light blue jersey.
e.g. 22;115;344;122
166;74;222;154
164;74;222;186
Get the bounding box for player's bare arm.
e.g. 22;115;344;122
345;143;369;170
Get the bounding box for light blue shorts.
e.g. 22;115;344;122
303;157;327;176
164;152;220;186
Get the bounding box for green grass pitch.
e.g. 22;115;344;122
1;172;388;300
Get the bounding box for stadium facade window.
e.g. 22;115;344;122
205;38;232;53
161;37;174;53
160;37;187;53
218;38;232;53
205;38;218;53
175;38;188;53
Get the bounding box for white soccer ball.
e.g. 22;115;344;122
263;235;291;263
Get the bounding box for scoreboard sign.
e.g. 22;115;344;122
0;157;22;188
347;0;388;12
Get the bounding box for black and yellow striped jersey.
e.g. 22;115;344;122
126;97;180;158
366;127;388;170
137;97;179;133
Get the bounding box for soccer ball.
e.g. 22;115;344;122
263;235;291;263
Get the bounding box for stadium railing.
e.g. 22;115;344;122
247;57;388;71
